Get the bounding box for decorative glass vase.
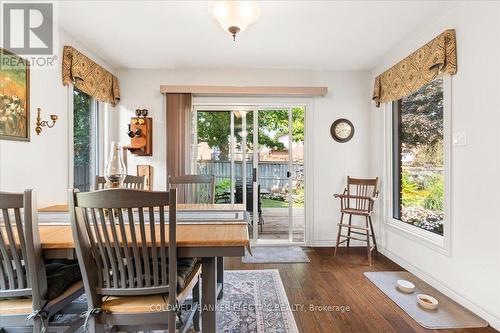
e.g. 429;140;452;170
104;142;126;188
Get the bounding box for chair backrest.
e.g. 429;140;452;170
95;175;146;190
0;190;46;308
68;188;178;309
168;174;215;204
346;176;379;211
235;183;261;212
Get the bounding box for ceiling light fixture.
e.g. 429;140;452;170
209;0;261;41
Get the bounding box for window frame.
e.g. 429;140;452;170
382;75;452;255
67;85;106;191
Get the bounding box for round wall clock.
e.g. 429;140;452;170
330;118;354;143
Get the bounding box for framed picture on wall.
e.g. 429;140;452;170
0;48;30;141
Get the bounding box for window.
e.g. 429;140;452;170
392;77;444;236
73;88;99;191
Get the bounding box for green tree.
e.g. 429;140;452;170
401;77;443;167
73;89;91;166
197;107;304;159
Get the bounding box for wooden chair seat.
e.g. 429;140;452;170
0;281;84;316
337;223;369;231
0;298;33;315
101;263;200;314
340;208;370;216
102;295;169;313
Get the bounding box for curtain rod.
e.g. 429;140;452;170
160;85;327;96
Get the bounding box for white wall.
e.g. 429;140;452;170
116;68;373;246
0;28;117;208
370;2;500;329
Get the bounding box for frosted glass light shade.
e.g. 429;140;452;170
209;1;261;36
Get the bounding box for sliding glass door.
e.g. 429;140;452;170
194;106;305;244
253;109;291;242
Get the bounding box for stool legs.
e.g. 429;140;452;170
334;213;344;256
365;216;372;266
346;214;353;249
368;215;378;256
335;213;377;266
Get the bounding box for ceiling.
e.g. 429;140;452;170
59;1;459;71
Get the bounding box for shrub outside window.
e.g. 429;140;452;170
392;77;444;236
73;88;99;192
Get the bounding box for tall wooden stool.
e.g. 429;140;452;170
334;177;379;265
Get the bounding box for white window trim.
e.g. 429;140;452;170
97;102;108;175
382;75;452;256
67;85;75;189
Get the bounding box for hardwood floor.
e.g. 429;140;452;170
225;247;497;333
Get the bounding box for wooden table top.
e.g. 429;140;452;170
38;203;246;213
39;224;250;250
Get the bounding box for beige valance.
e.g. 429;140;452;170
62;46;120;106
372;29;457;107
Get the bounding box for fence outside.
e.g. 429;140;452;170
76;162;305;193
197;160;304;192
74;164;91;192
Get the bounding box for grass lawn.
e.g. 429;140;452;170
262;198;304;208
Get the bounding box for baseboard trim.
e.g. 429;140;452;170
379;247;500;331
310;240;335;247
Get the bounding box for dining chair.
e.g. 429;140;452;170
95;175;146;190
334;177;379;265
0;190;84;333
68;188;201;333
168;174;215;204
168;174;227;300
235;183;264;232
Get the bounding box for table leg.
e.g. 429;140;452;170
202;257;217;333
217;257;224;299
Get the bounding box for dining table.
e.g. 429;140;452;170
37;203;250;333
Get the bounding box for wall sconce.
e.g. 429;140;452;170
35;108;58;135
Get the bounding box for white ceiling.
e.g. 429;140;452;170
59;1;459;71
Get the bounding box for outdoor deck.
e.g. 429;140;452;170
250;208;305;242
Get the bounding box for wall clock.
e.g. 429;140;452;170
330;118;354;143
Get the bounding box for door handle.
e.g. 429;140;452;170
286;171;291;178
253;168;257;182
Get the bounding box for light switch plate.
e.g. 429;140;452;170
452;131;467;146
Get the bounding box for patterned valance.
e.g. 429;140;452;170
62;46;120;106
372;29;457;107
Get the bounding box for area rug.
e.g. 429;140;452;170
242;246;310;263
213;269;299;333
364;271;489;329
57;269;299;333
